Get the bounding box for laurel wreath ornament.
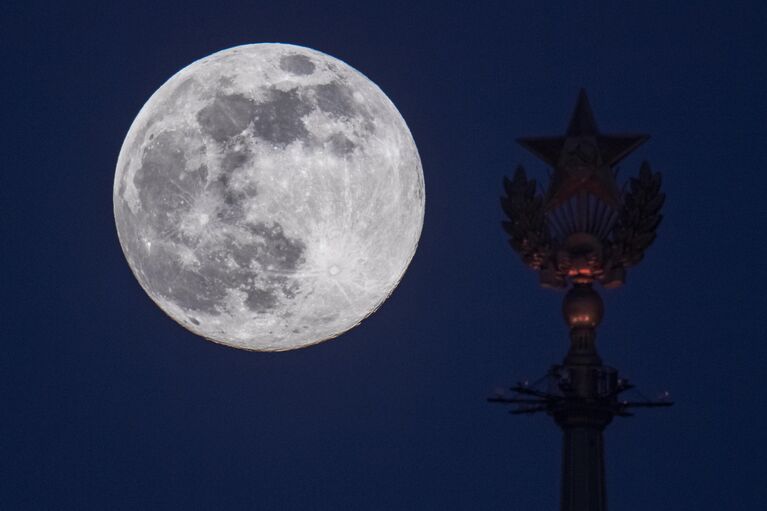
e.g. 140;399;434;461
605;161;665;269
501;165;552;270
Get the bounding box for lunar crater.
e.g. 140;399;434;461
197;93;258;143
279;54;316;75
250;87;312;146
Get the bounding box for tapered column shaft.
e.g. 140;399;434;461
561;426;606;511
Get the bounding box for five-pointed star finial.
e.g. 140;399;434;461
517;89;649;210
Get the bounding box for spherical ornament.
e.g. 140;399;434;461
562;284;604;329
113;44;424;351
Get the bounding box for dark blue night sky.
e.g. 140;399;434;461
4;1;766;509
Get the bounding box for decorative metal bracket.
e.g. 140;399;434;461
488;368;673;419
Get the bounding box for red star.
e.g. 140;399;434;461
517;90;648;210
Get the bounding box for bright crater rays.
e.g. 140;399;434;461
113;44;424;351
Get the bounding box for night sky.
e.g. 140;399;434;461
4;1;767;509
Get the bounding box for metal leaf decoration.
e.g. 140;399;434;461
606;161;665;268
501;165;553;270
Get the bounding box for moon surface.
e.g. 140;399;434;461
113;44;424;351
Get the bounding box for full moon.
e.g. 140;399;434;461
113;44;424;351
